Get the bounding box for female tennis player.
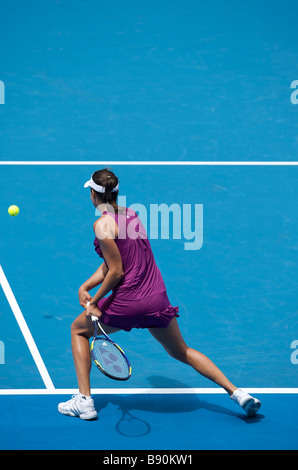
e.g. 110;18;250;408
58;169;261;420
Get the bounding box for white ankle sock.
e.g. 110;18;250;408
79;392;92;400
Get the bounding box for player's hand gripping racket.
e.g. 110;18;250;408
88;303;132;381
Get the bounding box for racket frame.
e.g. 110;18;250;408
90;315;132;381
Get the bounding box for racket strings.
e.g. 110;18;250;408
92;337;130;379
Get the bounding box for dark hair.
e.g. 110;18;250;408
92;168;119;213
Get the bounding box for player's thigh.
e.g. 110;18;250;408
148;318;188;362
71;311;121;338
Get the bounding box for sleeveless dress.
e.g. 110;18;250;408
93;207;179;331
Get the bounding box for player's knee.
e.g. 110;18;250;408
71;313;93;339
71;318;78;334
166;345;188;364
71;316;84;335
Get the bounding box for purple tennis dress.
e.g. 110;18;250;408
94;207;179;331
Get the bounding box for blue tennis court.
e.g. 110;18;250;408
1;0;298;452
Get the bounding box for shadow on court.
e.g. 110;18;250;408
92;376;264;438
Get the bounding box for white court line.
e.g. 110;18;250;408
0;388;298;395
0;265;55;390
0;161;298;165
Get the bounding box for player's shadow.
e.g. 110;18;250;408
145;376;264;424
93;376;263;436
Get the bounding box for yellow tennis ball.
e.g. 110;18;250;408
8;205;20;216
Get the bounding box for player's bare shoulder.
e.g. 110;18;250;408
93;213;117;240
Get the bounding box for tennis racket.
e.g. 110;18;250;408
89;311;132;381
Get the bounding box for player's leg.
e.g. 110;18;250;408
71;310;121;396
148;318;261;415
58;311;121;419
148;317;237;395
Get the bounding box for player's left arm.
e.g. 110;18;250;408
78;262;108;308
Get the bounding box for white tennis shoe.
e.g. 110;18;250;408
58;394;98;420
231;389;261;416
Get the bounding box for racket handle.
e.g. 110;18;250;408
86;302;98;322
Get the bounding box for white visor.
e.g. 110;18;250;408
84;174;119;193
